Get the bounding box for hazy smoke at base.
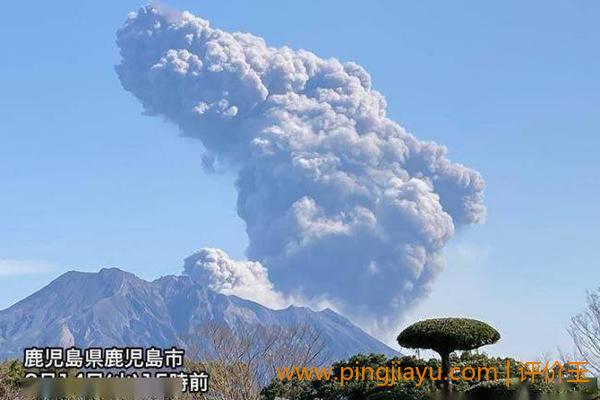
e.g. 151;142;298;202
116;6;485;334
183;248;287;309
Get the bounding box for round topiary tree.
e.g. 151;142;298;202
397;318;500;394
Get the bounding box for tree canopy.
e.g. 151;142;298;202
397;318;500;353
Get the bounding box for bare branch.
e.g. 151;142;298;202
568;289;600;375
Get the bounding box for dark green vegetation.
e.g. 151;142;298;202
0;318;597;399
0;352;597;400
0;360;24;399
397;318;501;353
397;318;501;392
263;352;598;400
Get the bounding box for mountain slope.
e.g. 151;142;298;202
0;268;397;361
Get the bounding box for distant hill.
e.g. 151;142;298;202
0;268;398;361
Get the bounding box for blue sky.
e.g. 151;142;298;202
1;0;599;360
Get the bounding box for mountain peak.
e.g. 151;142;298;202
98;267;125;274
0;268;398;361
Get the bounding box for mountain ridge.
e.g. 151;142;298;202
0;268;398;361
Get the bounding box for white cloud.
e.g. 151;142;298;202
0;259;53;277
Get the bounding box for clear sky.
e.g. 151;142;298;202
1;0;599;360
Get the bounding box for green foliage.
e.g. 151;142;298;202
0;360;23;398
261;352;566;400
262;353;433;400
465;378;600;400
397;318;501;353
452;351;521;389
465;379;521;400
6;360;25;386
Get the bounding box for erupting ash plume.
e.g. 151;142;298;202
116;6;485;334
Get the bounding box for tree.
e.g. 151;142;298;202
0;361;23;399
569;288;600;375
185;322;326;400
397;318;500;394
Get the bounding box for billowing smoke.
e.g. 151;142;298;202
116;6;485;334
183;248;286;309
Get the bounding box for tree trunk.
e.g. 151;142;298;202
440;350;452;396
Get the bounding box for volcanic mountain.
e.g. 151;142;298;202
0;268;397;361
